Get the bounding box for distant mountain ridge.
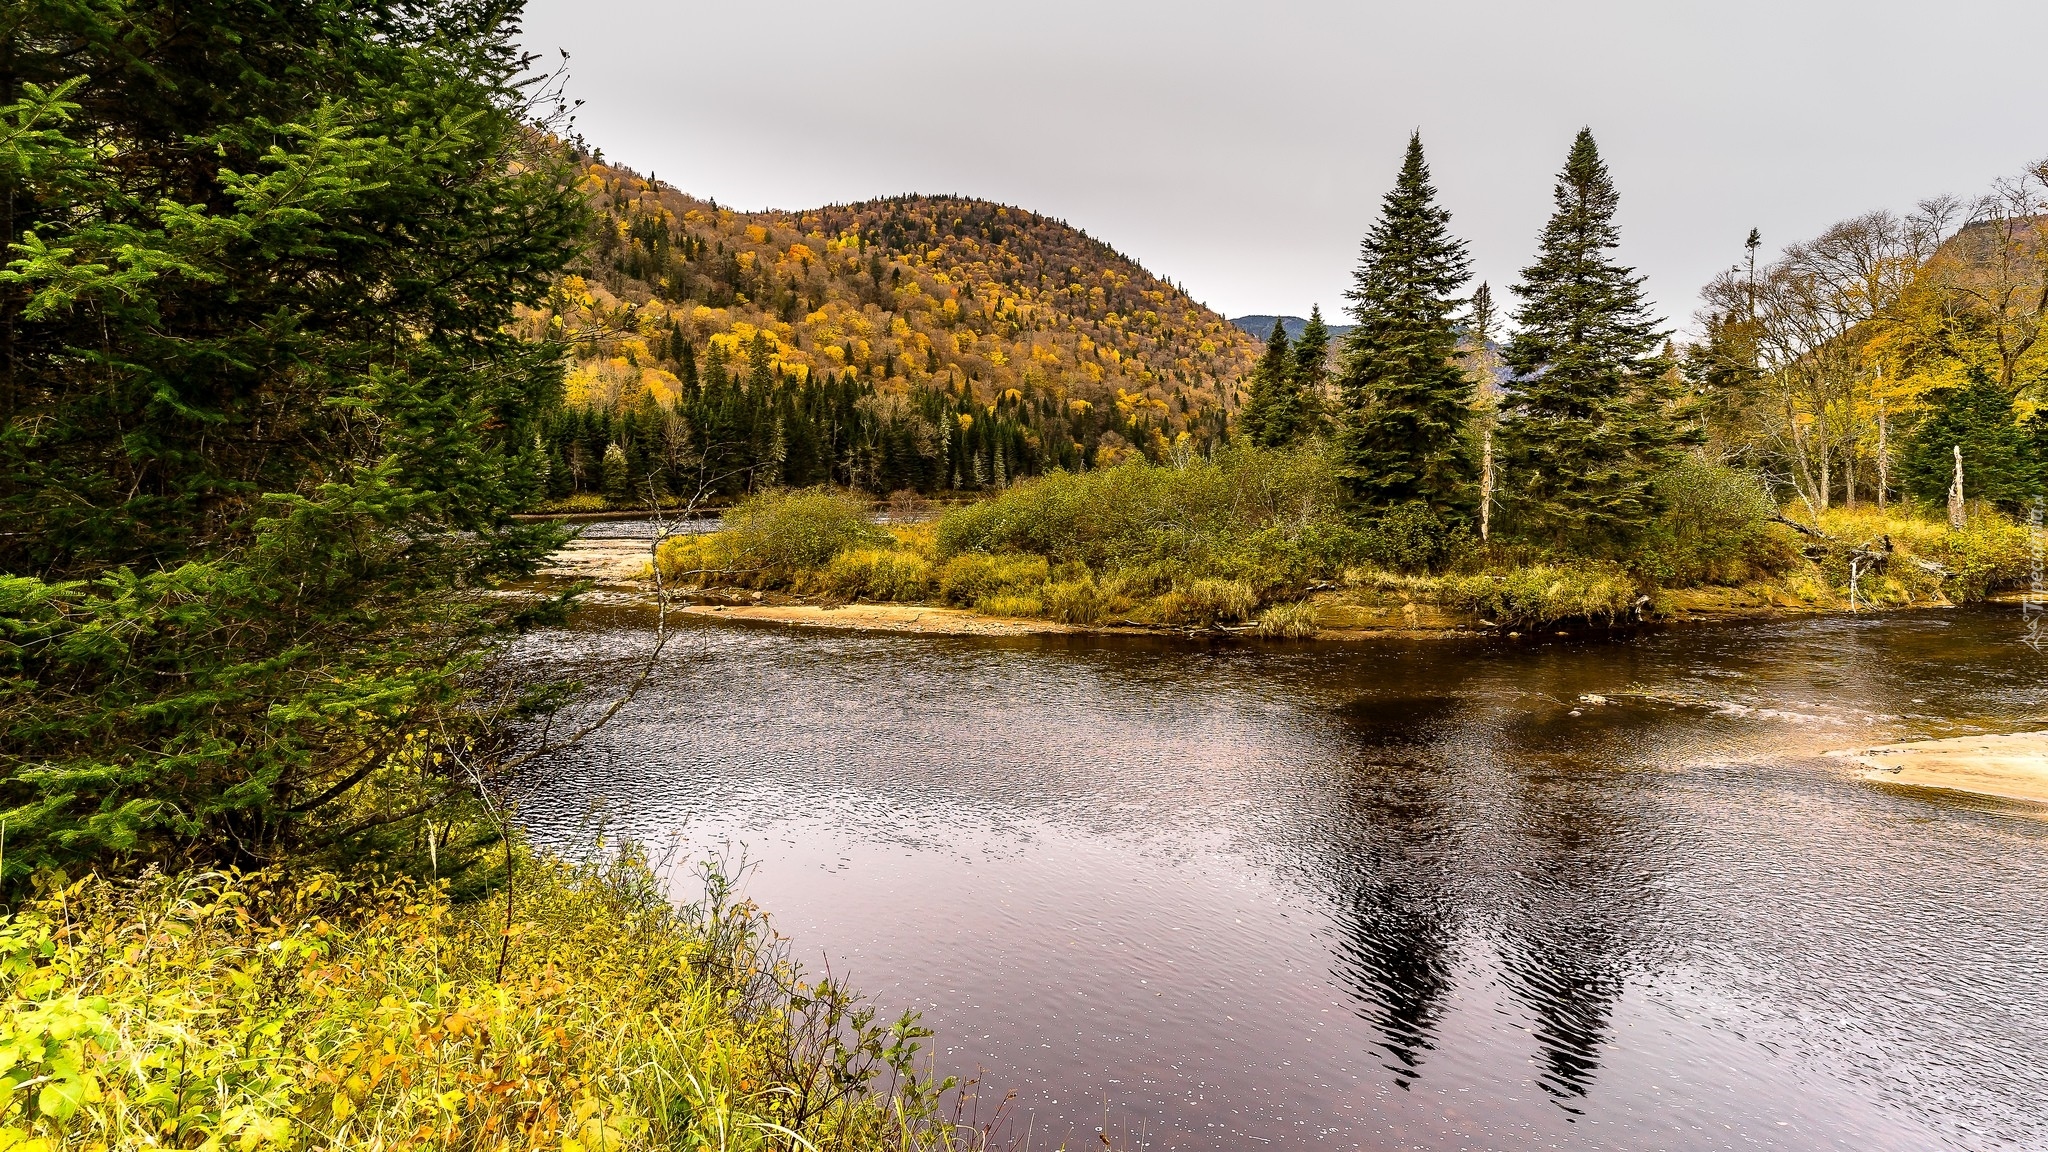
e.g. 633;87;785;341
544;160;1261;436
1231;314;1356;342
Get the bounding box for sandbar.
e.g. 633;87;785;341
1843;731;2048;807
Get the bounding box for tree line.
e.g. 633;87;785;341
1689;173;2048;517
1236;129;2047;555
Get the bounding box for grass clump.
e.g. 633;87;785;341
975;592;1044;618
1151;578;1260;628
1441;563;1640;629
936;552;1052;606
1;854;963;1152
1254;600;1322;639
813;547;934;602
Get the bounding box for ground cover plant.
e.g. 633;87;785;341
0;852;974;1152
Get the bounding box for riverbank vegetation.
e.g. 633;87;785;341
657;451;2036;633
651;128;2040;632
0;854;968;1152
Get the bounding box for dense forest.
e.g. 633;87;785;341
528;165;1257;502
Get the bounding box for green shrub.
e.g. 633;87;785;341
662;487;876;588
1357;502;1460;574
812;548;933;602
935;552;1051;605
1254;600;1321;639
934;447;1344;574
1925;514;2039;601
1443;563;1640;628
1636;457;1789;585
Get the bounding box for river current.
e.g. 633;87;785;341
509;603;2048;1151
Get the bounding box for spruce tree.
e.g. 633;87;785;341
1901;366;2042;512
0;0;587;883
1497;128;1672;551
1288;305;1331;438
1239;320;1292;447
1333;133;1475;518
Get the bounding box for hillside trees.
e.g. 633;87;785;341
1497;129;1685;551
0;0;585;885
533;174;1255;494
1333;133;1476;520
1930;163;2048;395
1689;157;2048;518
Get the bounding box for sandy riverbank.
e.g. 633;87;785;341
1841;732;2048;807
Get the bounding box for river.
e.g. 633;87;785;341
507;602;2048;1151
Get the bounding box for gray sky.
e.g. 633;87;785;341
519;0;2048;333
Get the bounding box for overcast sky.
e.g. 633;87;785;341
519;0;2048;334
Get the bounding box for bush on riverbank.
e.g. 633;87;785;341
656;451;2041;632
0;853;963;1152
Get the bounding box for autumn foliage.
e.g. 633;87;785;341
524;161;1259;500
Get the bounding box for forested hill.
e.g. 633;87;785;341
521;160;1260;498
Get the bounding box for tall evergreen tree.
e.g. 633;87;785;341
1333;133;1475;518
1497;128;1674;550
0;0;587;884
1288;305;1331;438
1239;320;1293;447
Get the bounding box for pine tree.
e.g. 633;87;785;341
0;0;587;883
1497;128;1672;551
1902;366;2042;512
1238;320;1292;447
1333;133;1475;518
1288;306;1331;438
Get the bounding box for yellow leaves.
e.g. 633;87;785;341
1113;387;1166;418
743;224;768;244
784;242;813;265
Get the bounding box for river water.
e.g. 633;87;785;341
509;604;2048;1151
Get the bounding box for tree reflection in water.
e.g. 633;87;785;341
1315;688;1661;1111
